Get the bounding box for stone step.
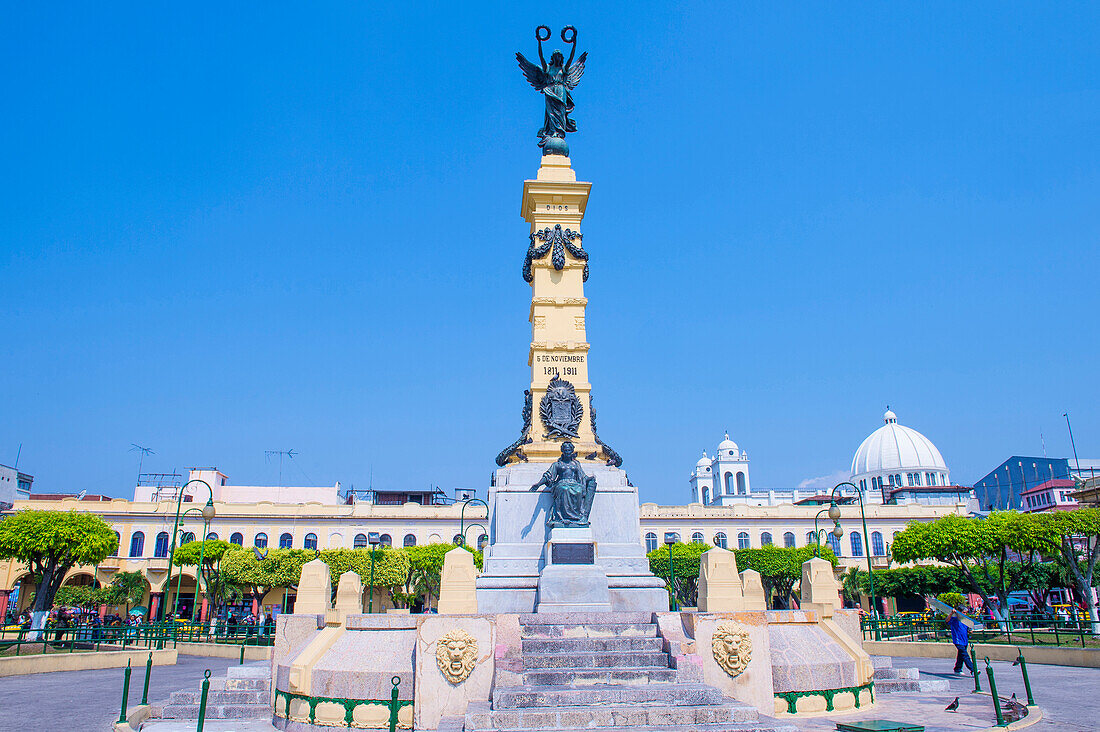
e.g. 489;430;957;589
874;678;951;693
159;703;271;719
226;665;269;679
522;636;665;654
466;702;760;731
871;655;895;669
523;651;670;669
224;677;270;691
518;612;655;625
167;690;269;705
493;683;728;709
521;623;657;639
473;724;798;732
873;666;919;680
523;668;679;685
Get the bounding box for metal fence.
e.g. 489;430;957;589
0;621;275;653
861;614;1096;647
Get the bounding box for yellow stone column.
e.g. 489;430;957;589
516;154;597;462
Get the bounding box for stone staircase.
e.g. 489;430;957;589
463;613;796;732
154;664;271;720
871;656;950;693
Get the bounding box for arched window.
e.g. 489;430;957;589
736;472;747;495
154;532;170;558
783;532;796;548
761;532;773;546
230;532;243;546
111;531;120;557
477;534;488;550
691;532;705;544
452;534;464;546
827;533;841;556
181;532;195;544
206;532;218;541
380;534;392;548
644;532;658;552
129;531;145;558
871;531;885;556
806;531;816;545
354;533;368;549
702;487;710;504
279;533;293;549
850;532;863;557
737;531;750;549
254;532;268;549
666;532;681;544
403;534;416;547
724;472;733;493
892;530;901;540
304;533;318;550
714;531;727;549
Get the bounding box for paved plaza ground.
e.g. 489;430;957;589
1;654;1097;731
0;655;254;732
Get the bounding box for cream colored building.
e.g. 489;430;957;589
0;470;963;619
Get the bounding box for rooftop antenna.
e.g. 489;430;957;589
1064;413;1082;474
265;449;297;487
1040;430;1047;457
13;443;21;470
129;444;155;484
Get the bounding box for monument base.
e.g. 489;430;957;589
476;463;668;614
536;527;612;613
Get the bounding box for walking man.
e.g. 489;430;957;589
949;607;974;675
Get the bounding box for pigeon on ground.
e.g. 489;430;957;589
945;697;960;712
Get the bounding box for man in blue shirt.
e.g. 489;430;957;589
948;608;974;675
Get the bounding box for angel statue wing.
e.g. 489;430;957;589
565;51;587;89
516;52;548;91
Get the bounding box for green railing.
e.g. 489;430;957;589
862;614;1096;647
0;621;275;650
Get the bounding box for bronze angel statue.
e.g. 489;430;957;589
516;26;587;156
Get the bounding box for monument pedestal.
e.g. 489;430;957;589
476;462;668;614
536;527;612;613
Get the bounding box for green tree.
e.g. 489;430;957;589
174;539;236;617
647;542;710;608
109;570;147;613
1037;508;1100;633
0;510;118;613
401;544;482;610
736;545;837;609
892;512;1050;624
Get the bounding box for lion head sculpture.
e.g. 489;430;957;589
436;628;479;684
711;621;752;678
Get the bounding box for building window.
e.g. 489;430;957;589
111;532;120;557
724;472;733;493
206;532;218;541
403;534;416;547
806;531;816;545
850;532;863;557
761;532;773;546
645;532;658;552
379;534;392;548
691;532;705;544
279;533;293;549
354;533;368;549
129;532;145;558
154;532;170;558
452;534;464;546
702;487;710;504
783;532;796;548
736;472;747;495
871;531;885;556
230;532;243;546
827;533;841;556
304;533;318;550
254;532;268;549
737;531;750;549
181;532;195;544
888;474;896;487
713;531;727;549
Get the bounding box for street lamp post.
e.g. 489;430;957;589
160;480;215;623
192;506;214;623
832;481;879;639
813;502;843;558
367;533;380;613
663;532;678;611
459;499;488;548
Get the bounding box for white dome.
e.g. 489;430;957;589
851;409;948;476
695;450;711;468
718;432;738;452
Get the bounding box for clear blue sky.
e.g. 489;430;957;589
2;3;1097;503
